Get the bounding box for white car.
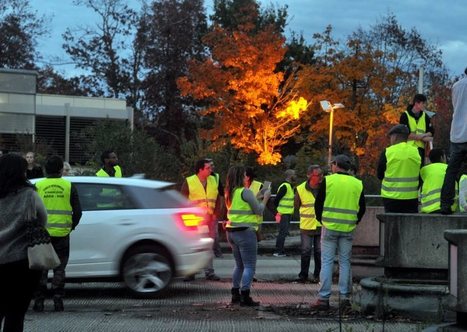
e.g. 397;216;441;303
31;176;213;298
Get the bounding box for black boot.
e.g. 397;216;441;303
33;298;44;312
53;297;64;312
231;288;240;304
240;289;260;307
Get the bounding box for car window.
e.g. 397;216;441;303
126;187;192;209
75;183;137;211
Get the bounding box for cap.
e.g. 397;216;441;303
332;154;352;171
388;124;409;136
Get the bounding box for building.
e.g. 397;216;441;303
0;68;133;163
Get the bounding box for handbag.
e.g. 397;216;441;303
25;191;60;270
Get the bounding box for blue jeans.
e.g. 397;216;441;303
299;230;321;279
319;227;354;300
441;142;467;208
227;228;257;291
275;214;292;254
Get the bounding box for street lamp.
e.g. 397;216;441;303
320;100;345;165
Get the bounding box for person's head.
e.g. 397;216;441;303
224;165;246;207
284;169;296;182
428;148;446;164
25;151;35;166
45;155;64;176
62;161;72;176
388;124;410;145
307;165;323;188
411;94;427;113
0;153;32;198
330;154;352;174
194;159;212;179
245;166;256;187
205;158;215;175
101;150;118;167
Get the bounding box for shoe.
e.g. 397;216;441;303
231;288;241;304
53;297;64;312
295;277;307;283
33;299;44;312
184;274;195;282
310;276;319;284
240;289;260;307
214;252;224;258
205;274;221;281
273;252;286;257
310;298;330;311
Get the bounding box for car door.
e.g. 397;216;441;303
66;182;139;277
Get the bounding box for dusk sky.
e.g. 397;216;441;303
31;0;466;77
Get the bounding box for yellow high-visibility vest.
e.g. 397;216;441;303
186;174;218;215
420;163;458;213
277;182;294;214
227;188;259;230
96;165;122;177
381;142;421;200
322;174;363;233
36;178;73;237
296;181;320;231
405;111;427;149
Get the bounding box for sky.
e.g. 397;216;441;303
30;0;467;77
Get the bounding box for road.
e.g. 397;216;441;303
23;254;427;331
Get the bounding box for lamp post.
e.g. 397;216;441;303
320;100;345;165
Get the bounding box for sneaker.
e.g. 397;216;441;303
273;252;286;257
33;299;44;312
310;298;330;311
53;297;64;312
205;274;221;281
294;277;307;283
310;276;320;284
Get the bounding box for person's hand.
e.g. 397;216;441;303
422;134;433;142
262;189;271;202
275;212;281;223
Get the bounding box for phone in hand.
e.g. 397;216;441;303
262;181;271;190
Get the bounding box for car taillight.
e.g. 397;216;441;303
175;212;206;232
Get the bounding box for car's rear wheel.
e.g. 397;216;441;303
122;244;173;298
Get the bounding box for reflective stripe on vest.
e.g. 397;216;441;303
277;182;294;214
322;174;362;233
227;188;259;230
96;165;122;177
36;178;73;237
186;174;218;214
296;181;320;230
381;142;421;200
405;111;427;149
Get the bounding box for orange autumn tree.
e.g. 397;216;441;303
178;21;308;165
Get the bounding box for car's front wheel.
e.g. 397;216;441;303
122;244;173;298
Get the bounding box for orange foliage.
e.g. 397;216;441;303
178;22;307;165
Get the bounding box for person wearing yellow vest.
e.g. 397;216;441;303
245;167;264;232
459;166;467;213
400;93;434;165
224;165;271;306
181;159;221;281
95;150;123;177
273;169;296;257
33;156;82;313
377;124;421;213
295;165;323;284
420;149;457;213
311;154;365;311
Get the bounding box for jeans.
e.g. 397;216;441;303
441;142;467;208
0;259;41;332
35;235;70;300
275;214;292;254
319;227;354;300
299;230;321;279
227;228;257;291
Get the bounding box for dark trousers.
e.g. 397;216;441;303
299;230;321;279
35;236;70;300
275;214;292;254
383;198;418;213
441;142;467;208
0;259;41;332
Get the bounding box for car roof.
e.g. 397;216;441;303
30;176;174;189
